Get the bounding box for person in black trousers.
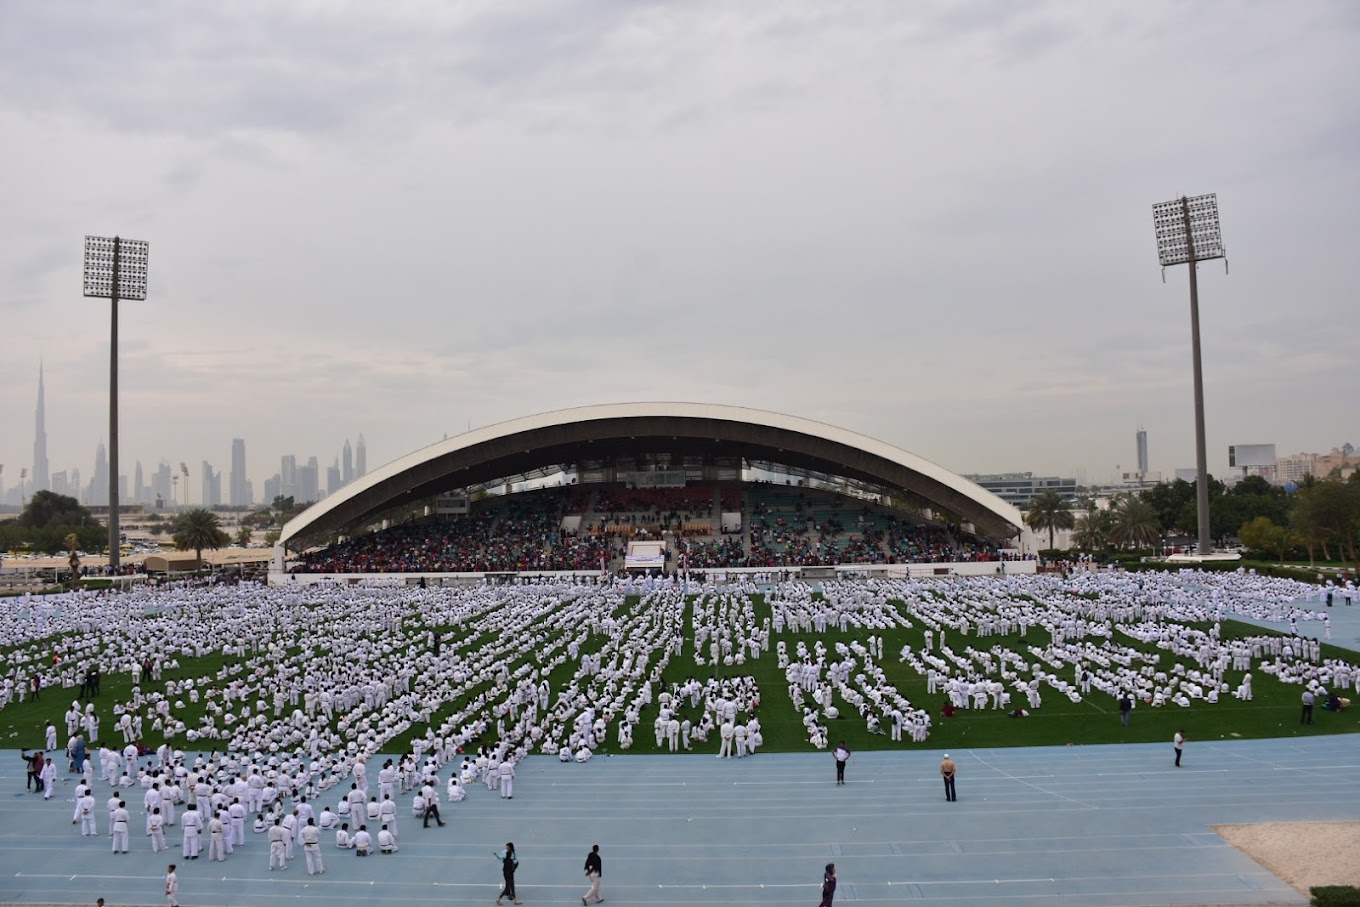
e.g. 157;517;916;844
1301;690;1315;724
832;742;850;785
819;862;837;907
496;842;520;905
940;753;957;802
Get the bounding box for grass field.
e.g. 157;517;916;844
2;588;1355;762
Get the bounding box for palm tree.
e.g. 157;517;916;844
1071;510;1112;553
1109;495;1162;550
1024;490;1074;552
173;508;229;571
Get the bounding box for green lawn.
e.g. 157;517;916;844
2;591;1354;760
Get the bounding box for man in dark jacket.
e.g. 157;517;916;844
582;844;603;905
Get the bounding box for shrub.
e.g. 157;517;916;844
1311;886;1360;907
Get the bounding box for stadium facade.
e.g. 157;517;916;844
272;402;1028;582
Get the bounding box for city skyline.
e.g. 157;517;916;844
3;363;368;507
3;358;1354;510
0;4;1356;493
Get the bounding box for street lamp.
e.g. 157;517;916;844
83;235;150;570
1152;194;1226;557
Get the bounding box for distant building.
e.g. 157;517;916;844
1314;446;1360;480
356;434;367;477
1274;452;1317;486
280;455;298;502
1174;468;1199;483
31;362;50;494
87;443;109;506
964;473;1078;508
263;474;281;506
152;462;173;509
342;439;354;484
300;457;320;503
1136;427;1149;476
230;439;250;506
327;460;342;496
1274;445;1360;484
201;460;222;508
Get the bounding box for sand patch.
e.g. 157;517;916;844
1213;822;1360;895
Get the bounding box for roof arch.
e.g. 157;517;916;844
278;402;1023;550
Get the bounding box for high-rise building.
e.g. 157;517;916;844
70;467;81;502
280;455;298;501
31;361;50;493
134;461;146;505
50;470;68;497
88;443;109;506
201;461;222;508
299;456;320;503
263;474;281;507
229;439;249;507
356;434;367;477
1136;427;1149;476
152;462;173;509
342;439;354;484
327;459;342;496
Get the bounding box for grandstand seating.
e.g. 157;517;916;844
292;481;1005;574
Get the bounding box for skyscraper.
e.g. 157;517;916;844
230;439;249;507
1136;427;1149;476
327;459;342;496
342;439;353;484
152;462;172;509
300;456;320;503
356;434;367;477
134;461;146;505
201;461;222;508
88;443;109;506
31;361;50;493
280;455;298;501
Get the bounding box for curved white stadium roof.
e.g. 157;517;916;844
279;402;1023;548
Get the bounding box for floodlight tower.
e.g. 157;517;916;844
83;236;150;570
1152;194;1226;557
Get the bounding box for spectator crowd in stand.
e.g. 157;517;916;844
293;484;1017;575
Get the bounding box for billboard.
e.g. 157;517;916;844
1228;444;1276;469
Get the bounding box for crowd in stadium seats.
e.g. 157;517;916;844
294;483;1005;574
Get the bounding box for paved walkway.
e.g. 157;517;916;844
3;734;1357;907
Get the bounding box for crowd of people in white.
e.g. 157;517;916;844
3;567;1355;870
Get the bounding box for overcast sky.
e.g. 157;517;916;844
1;0;1356;503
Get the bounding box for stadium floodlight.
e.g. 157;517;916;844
84;235;150;569
1151;195;1225;557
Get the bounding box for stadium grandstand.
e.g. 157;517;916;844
274;402;1031;582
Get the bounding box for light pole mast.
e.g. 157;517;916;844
1152;194;1226;557
84;235;149;571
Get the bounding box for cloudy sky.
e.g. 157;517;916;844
1;0;1356;503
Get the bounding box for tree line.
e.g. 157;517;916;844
1024;472;1360;569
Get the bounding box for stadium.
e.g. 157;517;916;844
272;402;1034;582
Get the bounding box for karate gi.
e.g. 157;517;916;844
301;823;324;875
180;807;203;858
